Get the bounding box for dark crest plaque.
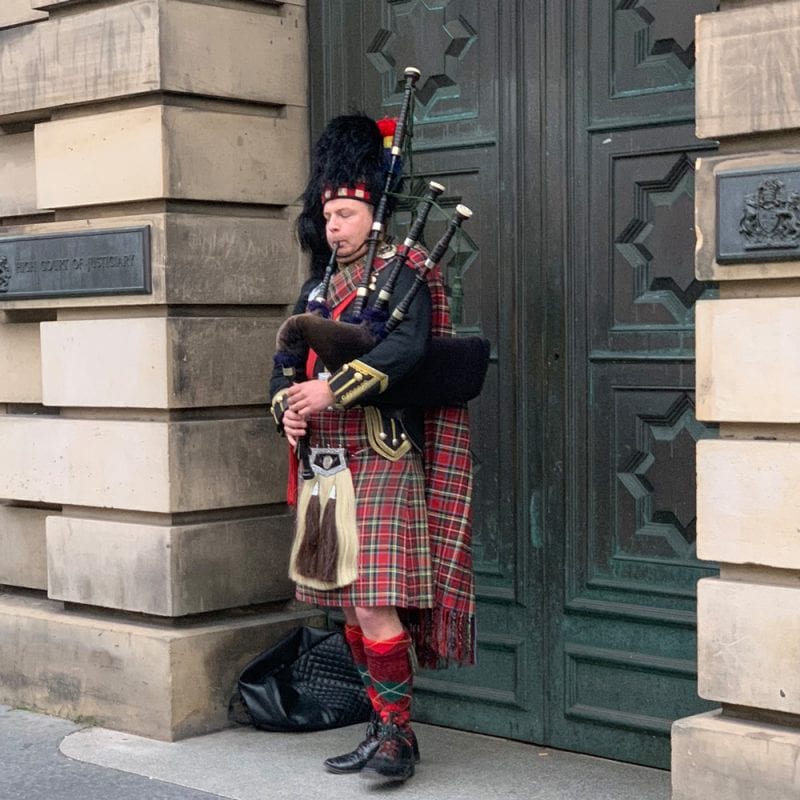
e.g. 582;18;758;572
717;168;800;264
0;226;151;300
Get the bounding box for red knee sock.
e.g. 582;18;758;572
363;631;413;728
344;624;379;713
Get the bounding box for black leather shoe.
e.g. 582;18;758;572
324;719;421;775
360;721;417;784
323;719;381;774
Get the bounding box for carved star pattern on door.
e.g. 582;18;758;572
617;392;706;560
611;0;718;98
367;0;478;119
616;0;697;72
615;154;706;325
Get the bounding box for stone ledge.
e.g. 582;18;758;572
46;514;294;616
0;0;305;120
0;321;42;403
0;2;47;31
0;505;49;590
0;591;322;740
0;131;39;218
696;3;800;138
0;415;287;512
34;103;307;208
161;0;306;105
672;709;800;799
41;317;280;409
697;439;800;569
696;298;800;423
31;1;98;8
697;578;800;715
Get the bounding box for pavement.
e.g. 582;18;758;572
0;704;672;800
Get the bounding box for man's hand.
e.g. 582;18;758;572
282;408;307;448
287;380;335;419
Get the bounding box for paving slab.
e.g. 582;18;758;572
0;705;220;800
59;720;671;800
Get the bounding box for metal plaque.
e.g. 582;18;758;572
717;167;800;264
0;226;151;300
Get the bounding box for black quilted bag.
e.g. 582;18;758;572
234;626;372;732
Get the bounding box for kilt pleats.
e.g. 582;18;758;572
294;407;433;610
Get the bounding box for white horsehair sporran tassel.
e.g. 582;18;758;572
289;448;358;590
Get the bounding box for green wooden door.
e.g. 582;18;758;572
308;0;718;768
543;0;719;767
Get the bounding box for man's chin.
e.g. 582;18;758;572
336;244;367;264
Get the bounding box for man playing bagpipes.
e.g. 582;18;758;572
269;70;482;785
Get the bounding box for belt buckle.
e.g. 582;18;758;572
309;447;347;477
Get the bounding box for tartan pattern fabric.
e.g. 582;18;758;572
321;182;371;204
364;632;413;727
325;249;377;308
344;624;378;711
416;402;475;667
418;258;476;668
296;246;476;669
295;406;433;609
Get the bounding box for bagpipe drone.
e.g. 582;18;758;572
274;66;490;427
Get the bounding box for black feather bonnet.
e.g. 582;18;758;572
296;114;388;277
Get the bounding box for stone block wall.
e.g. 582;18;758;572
0;0;319;740
672;1;800;797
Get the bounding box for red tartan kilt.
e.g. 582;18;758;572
294;407;434;610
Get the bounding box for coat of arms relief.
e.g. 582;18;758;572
0;255;10;293
739;178;800;250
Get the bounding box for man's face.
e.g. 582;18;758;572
323;198;373;260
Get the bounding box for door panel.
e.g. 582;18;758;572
545;0;719;768
592;0;705;124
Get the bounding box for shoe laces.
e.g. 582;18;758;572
376;716;411;757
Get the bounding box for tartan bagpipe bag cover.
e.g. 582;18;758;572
235;626;372;732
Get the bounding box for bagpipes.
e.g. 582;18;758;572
274;66;491;413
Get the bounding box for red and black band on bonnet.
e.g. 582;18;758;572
296;114;399;278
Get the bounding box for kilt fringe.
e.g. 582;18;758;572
290;473;358;590
407;606;475;670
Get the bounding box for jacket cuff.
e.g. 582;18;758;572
270;390;290;432
328;359;388;408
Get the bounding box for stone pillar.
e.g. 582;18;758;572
672;2;800;797
0;0;321;740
